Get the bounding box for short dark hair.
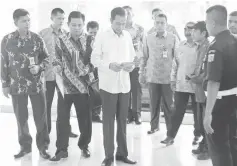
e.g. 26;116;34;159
68;11;85;23
51;8;64;16
230;11;237;17
152;8;162;14
123;6;132;10
13;9;29;21
87;21;99;31
155;13;167;22
193;21;209;38
206;5;227;25
111;7;126;21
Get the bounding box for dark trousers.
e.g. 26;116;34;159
167;92;200;138
128;68;142;119
197;103;208;148
148;83;173;130
12;92;50;151
56;93;91;151
206;95;237;166
46;81;73;133
100;90;129;159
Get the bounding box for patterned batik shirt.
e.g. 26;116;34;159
39;25;67;81
1;30;49;95
170;40;197;93
125;23;144;56
55;32;91;94
191;39;210;103
141;32;179;84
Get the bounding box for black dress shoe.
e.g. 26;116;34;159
50;151;68;161
127;118;134;124
101;158;113;166
192;144;204;155
192;136;200;145
69;131;78;138
116;156;137;164
14;149;31;159
39;150;50;159
147;128;159;134
160;137;174;146
81;148;90;158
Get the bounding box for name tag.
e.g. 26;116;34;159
89;72;95;82
162;50;168;58
29;57;35;65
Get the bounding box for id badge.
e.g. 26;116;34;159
89;72;95;82
162;50;168;58
29;57;35;65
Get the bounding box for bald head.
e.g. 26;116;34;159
206;5;227;26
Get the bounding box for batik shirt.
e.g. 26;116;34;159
55;32;91;94
39;25;67;81
170;40;197;93
125;23;144;56
1;31;49;95
141;32;179;84
191;39;209;103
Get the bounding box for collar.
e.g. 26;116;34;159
183;40;196;47
197;39;209;48
110;27;124;37
156;31;167;38
215;29;230;40
50;25;63;35
14;30;31;39
125;22;135;29
67;32;86;41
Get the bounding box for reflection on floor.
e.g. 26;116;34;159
0;113;211;166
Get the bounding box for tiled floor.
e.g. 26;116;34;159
0;113;212;166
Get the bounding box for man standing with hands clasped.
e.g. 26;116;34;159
203;5;237;166
1;9;50;159
91;7;138;166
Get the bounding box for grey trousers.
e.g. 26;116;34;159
100;90;129;159
148;83;173;130
11;92;50;151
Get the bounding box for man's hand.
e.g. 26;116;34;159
29;65;41;75
109;63;122;72
121;62;135;72
2;87;10;98
170;81;176;91
204;114;214;134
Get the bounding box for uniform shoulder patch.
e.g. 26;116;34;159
208;53;215;62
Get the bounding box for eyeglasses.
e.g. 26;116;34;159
184;26;194;30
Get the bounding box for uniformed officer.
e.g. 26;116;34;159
204;5;237;166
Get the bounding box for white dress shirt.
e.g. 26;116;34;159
91;28;136;94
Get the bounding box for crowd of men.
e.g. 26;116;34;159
1;4;237;166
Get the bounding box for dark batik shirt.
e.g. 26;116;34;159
55;32;90;94
1;31;49;95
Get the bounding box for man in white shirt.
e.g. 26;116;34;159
91;7;137;166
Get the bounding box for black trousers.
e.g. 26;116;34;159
56;93;91;152
100;90;129;159
206;95;237;166
46;81;73;133
197;103;208;148
148;83;173;130
167;92;200;138
128;68;142;119
12;92;50;151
